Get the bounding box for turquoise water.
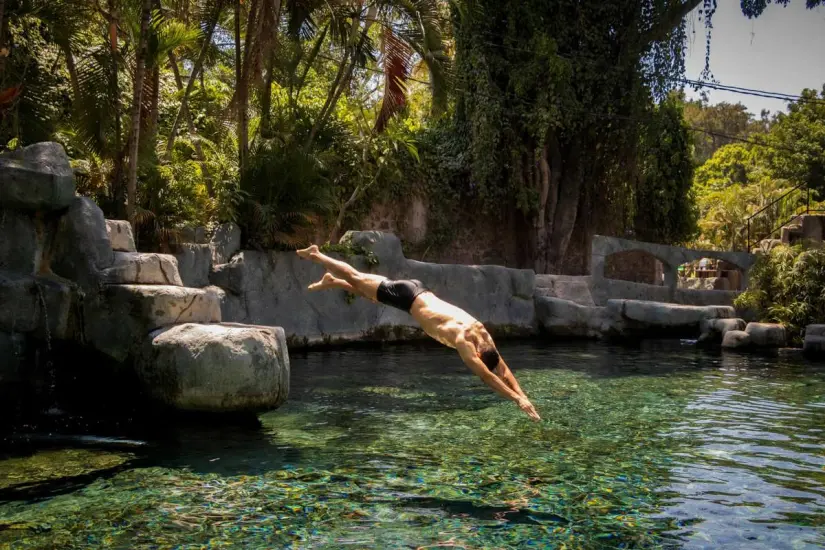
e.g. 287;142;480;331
2;341;825;549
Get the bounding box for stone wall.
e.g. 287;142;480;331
604;250;662;285
209;231;536;346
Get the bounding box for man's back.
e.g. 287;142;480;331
410;291;480;348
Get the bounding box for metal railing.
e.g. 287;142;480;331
745;184;825;251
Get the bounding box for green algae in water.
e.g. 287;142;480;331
2;342;825;549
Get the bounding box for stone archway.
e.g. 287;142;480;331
591;235;757;302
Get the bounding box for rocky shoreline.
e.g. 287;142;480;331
1;142;821;427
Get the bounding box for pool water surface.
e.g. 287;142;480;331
1;341;825;549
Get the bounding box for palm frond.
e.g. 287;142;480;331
374;26;412;132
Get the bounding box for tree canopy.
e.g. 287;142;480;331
0;0;820;268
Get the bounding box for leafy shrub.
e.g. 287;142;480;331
735;244;825;344
238;140;335;250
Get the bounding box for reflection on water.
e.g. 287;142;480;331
1;341;825;549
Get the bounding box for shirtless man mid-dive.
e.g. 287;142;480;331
296;245;541;422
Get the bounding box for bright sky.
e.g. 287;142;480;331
683;0;825;116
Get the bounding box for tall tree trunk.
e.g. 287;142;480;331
329;184;364;243
108;0;126;219
291;23;328;111
126;0;153;226
533;145;551;273
234;0;246;171
60;42;81;100
168;52;212;193
255;0;282;138
540;134;562;272
260;51;276;137
146;67;160;147
165;0;223;157
0;0;7;77
546;138;583;274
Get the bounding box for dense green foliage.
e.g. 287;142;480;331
683;96;769;165
735;244;825;344
691;86;825;251
634;94;699;245
0;0;821;266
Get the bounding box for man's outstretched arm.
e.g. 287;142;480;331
497;359;528;399
457;342;541;421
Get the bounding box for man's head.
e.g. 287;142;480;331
478;344;500;372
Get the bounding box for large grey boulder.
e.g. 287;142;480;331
535;295;606;337
803;325;825;358
535;275;596;306
84;285;221;362
138;323;289;413
340;230;406;273
698;318;747;345
50;197;114;289
0;273;74;340
722;330;752;349
210;222;241;265
180;225;208;244
745;322;786;348
105;220;136;252
0;209;37;274
0;142;76;212
101;252;183;286
607;299;734;337
174;243;211;288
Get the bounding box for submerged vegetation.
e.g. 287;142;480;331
0;0;821;267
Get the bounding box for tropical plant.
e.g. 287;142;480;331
735;244;825;345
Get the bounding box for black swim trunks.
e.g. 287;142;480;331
376;279;428;312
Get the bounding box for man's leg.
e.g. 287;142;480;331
307;273;356;293
297;244;386;300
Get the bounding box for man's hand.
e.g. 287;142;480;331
517;397;541;422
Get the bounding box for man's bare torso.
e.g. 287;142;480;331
409;291;483;348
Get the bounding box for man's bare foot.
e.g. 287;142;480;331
296;244;319;259
308;273;336;291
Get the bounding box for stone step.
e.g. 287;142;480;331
101;252;183;286
85;285;222;362
137;322;289;413
105;220;136;252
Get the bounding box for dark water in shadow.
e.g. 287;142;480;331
1;341;825;548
